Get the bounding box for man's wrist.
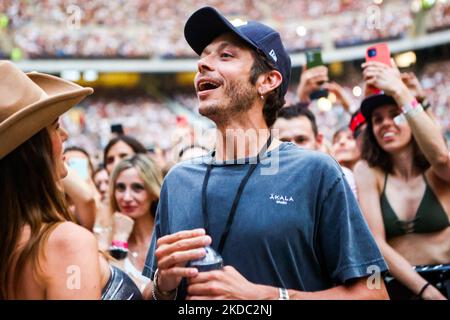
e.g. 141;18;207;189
152;269;177;300
278;288;290;300
253;284;280;300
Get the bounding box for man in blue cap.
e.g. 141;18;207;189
143;6;388;300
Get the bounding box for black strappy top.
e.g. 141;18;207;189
380;173;449;239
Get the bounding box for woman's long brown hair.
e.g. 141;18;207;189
361;117;430;174
0;128;74;299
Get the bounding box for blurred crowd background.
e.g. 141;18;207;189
1;0;449;58
0;0;448;168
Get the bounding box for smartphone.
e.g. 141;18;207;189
365;43;391;95
306;51;324;69
111;123;124;135
67;158;89;180
305;51;328;100
365;43;391;66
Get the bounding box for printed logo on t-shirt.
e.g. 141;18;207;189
269;194;294;205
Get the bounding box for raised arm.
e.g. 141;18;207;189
363;61;450;183
297;65;329;104
61;166;97;230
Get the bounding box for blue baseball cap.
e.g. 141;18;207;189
184;6;291;98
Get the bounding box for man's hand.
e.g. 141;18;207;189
186;265;275;300
154;228;211;293
297;65;328;103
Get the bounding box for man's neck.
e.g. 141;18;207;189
213;109;272;162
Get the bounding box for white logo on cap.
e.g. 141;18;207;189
231;18;248;27
269;49;277;62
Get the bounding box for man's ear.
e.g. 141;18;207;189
257;70;282;96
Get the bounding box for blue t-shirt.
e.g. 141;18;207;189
143;142;387;298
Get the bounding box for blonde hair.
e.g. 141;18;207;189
109;154;163;216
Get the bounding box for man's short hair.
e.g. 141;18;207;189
276;103;318;137
249;50;286;127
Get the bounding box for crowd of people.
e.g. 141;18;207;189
420;59;450;141
331;2;412;48
428;0;450;32
60;57;450;167
62;93;178;161
0;4;449;302
1;0;449;58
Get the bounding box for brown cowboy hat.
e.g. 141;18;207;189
0;60;93;159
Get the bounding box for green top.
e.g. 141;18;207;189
380;173;449;239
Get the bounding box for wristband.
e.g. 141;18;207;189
418;282;431;299
421;99;431;111
152;268;177;300
111;240;128;249
401;98;419;114
404;104;424;119
278;288;290;300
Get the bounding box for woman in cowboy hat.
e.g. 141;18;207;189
0;61;141;299
354;61;450;300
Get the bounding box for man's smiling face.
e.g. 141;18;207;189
194;33;259;122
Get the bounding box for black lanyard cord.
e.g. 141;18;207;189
201;134;272;254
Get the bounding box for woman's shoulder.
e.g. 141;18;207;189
46;221;98;255
354;159;384;175
354;160;385;189
42;222;104;299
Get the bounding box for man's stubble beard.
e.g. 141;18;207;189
198;76;258;126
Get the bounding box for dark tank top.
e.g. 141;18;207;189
380;174;449;239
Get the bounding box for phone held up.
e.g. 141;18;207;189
67;157;90;180
111;123;124;136
305;50;328;100
365;43;391;95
